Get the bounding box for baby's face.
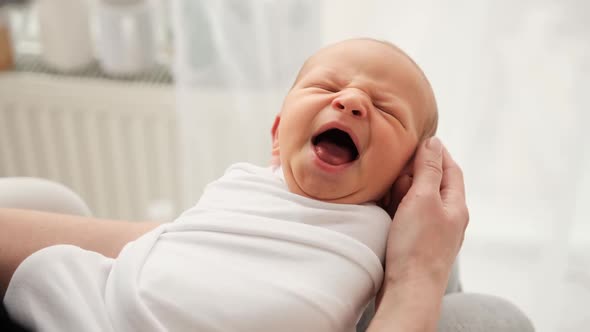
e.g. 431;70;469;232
274;39;433;204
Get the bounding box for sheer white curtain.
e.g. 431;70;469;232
170;0;321;206
171;1;589;331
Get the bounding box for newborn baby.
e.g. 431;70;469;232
5;38;438;332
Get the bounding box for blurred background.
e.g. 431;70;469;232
0;0;588;331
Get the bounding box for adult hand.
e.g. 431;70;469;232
368;137;469;332
385;137;469;286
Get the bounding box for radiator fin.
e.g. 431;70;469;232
0;73;178;221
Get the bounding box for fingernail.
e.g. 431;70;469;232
427;137;442;153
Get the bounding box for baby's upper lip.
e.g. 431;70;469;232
312;121;362;155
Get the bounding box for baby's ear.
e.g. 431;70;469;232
378;160;415;217
379;172;413;218
401;158;414;177
270;115;281;166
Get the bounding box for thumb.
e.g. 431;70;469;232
410;137;444;195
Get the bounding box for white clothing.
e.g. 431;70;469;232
5;163;391;332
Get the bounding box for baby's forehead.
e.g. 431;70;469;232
296;39;438;138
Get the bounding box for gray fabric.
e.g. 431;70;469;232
446;259;463;294
438;293;535;332
0;177;91;216
356;299;375;332
356;291;535;332
349;217;533;332
357;259;462;332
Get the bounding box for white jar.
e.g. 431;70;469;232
95;0;156;77
37;0;93;72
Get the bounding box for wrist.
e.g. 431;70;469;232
370;276;446;332
383;260;450;293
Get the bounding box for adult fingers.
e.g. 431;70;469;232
440;146;466;209
440;147;469;230
409;137;444;197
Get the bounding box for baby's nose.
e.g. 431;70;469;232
331;92;368;118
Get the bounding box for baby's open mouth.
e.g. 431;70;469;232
312;128;359;166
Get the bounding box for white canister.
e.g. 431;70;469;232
37;0;93;72
95;0;156;77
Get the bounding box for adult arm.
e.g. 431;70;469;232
0;208;160;298
368;137;469;332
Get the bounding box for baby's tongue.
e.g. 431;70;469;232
314;141;352;165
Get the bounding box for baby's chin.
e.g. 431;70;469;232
282;170;376;205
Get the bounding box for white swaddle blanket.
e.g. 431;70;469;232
5;163;391;332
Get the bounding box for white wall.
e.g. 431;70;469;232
315;2;589;331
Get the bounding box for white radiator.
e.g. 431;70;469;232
0;72;180;221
